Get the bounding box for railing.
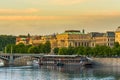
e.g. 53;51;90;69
0;53;44;56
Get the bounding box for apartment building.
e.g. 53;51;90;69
89;32;115;47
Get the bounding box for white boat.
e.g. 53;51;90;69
27;60;39;67
27;61;33;66
0;59;4;67
32;60;39;67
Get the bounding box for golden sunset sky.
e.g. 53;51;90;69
0;0;120;35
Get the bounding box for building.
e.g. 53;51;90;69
30;34;57;50
115;27;120;44
89;31;115;47
16;30;115;50
16;36;30;45
56;30;90;48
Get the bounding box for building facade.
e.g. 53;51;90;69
16;30;115;49
115;27;120;44
56;30;90;48
89;32;115;47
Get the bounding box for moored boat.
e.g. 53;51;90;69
27;60;39;67
0;59;4;67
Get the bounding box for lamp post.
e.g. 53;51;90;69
9;45;13;66
11;45;13;54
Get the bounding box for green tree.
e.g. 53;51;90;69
58;47;68;55
75;46;84;55
112;46;120;57
4;44;15;53
0;35;16;51
67;46;75;55
44;41;51;54
14;43;27;53
114;42;120;48
53;47;59;55
28;46;39;53
83;47;93;56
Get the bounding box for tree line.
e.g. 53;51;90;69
0;35;16;51
4;41;120;57
54;42;120;57
4;41;51;54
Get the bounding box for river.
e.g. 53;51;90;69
0;65;120;80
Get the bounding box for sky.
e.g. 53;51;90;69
0;0;120;35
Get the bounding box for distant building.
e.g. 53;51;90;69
16;35;30;45
16;30;115;50
30;34;57;50
115;26;120;44
89;31;115;47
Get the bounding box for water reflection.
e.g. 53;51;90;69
0;66;119;80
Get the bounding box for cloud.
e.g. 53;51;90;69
51;0;88;5
0;8;39;14
0;16;66;20
21;0;87;5
81;10;120;17
0;10;120;21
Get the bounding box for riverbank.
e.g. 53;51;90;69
93;58;120;66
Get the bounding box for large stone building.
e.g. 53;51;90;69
56;30;90;48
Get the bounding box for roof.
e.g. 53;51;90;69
89;31;115;37
61;30;82;35
116;26;120;32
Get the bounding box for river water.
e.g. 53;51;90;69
0;65;120;80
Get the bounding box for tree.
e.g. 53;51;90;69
114;42;120;48
28;46;39;53
0;35;16;51
53;47;59;55
38;43;44;53
75;46;84;55
112;46;120;57
67;46;75;55
44;41;51;54
83;47;93;56
58;47;68;55
4;44;15;53
14;43;27;53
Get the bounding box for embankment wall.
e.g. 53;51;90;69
93;58;120;66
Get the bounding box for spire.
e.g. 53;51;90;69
82;29;85;34
27;33;30;38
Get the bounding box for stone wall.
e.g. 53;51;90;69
14;56;34;66
93;58;120;66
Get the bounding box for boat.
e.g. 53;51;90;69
27;60;39;67
0;59;4;67
27;61;33;66
32;60;39;67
